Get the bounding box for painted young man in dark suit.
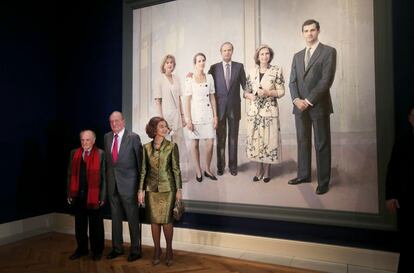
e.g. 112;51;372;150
288;19;337;195
208;42;246;176
67;130;106;261
104;111;143;261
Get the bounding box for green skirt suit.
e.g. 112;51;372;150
139;139;182;224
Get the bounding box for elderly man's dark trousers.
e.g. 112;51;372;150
74;199;104;255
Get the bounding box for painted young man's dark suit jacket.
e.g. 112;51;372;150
289;43;336;188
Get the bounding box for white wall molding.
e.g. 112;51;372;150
51;213;398;272
0;214;52;245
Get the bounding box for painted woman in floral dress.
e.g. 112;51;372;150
244;44;285;182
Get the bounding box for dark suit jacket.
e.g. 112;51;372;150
386;130;414;209
66;148;106;202
104;129;142;198
208;61;246;120
139;139;182;193
289;43;336;117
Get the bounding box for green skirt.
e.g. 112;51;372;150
145;191;175;224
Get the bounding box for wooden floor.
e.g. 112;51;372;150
0;233;323;273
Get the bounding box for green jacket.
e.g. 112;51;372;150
139;139;182;192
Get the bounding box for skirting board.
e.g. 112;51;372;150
0;214;53;245
1;213;399;272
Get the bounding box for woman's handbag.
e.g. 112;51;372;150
173;200;185;221
138;204;146;223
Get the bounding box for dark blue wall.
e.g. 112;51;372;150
1;0;412;253
0;1;58;222
392;0;414;134
0;0;123;222
55;0;123;212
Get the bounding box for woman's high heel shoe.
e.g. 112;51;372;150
165;248;173;266
204;171;217;180
253;173;263;182
152;248;162;266
196;174;203;182
263;170;271;183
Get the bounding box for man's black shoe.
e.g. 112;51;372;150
230;170;237;176
106;250;124;259
288;177;311;185
69;251;88;260
92;253;102;261
316;186;329;195
127;252;142;262
217;169;224;176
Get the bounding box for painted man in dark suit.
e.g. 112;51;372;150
104;111;143;261
288;19;337;195
67;130;106;261
208;42;246;176
386;105;414;273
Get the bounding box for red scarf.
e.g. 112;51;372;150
69;146;101;209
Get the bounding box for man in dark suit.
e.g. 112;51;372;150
67;130;106;261
208;42;246;176
288;19;337;195
104;111;143;261
386;105;414;273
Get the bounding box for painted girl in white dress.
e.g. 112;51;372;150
184;53;218;182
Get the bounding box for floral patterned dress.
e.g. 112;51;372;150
245;65;285;163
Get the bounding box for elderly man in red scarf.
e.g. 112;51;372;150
67;130;106;261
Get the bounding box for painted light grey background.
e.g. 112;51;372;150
262;0;376;136
132;0;378;213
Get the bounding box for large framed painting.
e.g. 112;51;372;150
122;0;394;229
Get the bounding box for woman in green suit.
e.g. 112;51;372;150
138;117;183;266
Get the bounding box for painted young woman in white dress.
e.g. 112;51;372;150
154;54;186;141
184;53;218;182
